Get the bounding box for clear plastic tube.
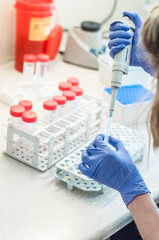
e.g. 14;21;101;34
62;90;76;112
43;100;57;124
23;54;36;83
53;96;67;118
35;54;50;82
10;105;25;128
22;111;37;135
10;116;22;128
70;86;83;109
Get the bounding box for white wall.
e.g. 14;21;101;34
0;0;157;64
0;0;15;63
55;0;147;29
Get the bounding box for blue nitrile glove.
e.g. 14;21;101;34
79;134;150;207
108;11;154;76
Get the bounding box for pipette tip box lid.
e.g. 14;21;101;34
103;84;154;126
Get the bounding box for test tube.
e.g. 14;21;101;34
62;91;76;112
53;95;67;118
10;105;25;128
67;77;79;86
23;54;37;82
22;110;37;134
35;54;50;82
43;100;57;123
70;86;83;108
18;100;33;111
58;82;72;92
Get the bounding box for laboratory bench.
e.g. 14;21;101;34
1;55;159;240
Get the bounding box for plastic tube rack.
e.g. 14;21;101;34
56;124;147;192
5;95;107;171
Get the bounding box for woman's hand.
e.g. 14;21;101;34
108;11;154;76
79;134;150;207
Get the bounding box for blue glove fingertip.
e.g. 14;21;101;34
94;134;108;149
108;136;123;151
98;133;105;140
79;162;90;176
109;22;130;32
123;11;143;27
96;133;105;142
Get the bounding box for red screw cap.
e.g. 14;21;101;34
53;95;67;105
19;100;33;111
23;54;37;63
62;91;76;101
67;77;79;86
43;100;57;111
59;82;72;91
37;54;50;62
70;86;83;96
22;111;37;123
10;105;25;117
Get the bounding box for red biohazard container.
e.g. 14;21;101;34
15;0;63;72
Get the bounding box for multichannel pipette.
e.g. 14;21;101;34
105;16;134;144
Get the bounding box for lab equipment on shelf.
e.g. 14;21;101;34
63;21;105;69
18;100;33;111
5;95;107;171
56;124;147;192
10;105;25;128
67;77;79;86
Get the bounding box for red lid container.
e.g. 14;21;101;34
10;105;25;117
70;86;83;96
23;54;37;63
19;100;33;111
59;82;72;91
15;0;54;12
37;54;50;62
43;100;57;111
53;96;67;105
62;91;76;101
67;77;79;86
22;111;37;123
14;0;57;72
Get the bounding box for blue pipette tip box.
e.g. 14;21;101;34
104;84;154;105
103;84;154;125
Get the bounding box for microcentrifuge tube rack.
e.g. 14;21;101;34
56;124;147;192
5;95;107;171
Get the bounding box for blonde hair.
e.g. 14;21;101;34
141;5;159;149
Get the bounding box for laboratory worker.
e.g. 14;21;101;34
79;6;159;240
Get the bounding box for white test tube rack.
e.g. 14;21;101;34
56;124;147;192
5;95;107;171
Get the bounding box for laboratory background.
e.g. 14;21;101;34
0;0;159;240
